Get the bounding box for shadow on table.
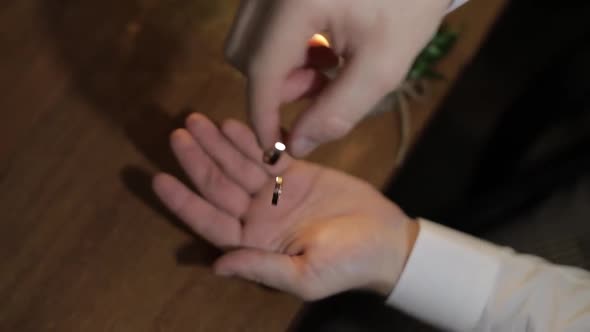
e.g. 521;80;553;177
39;0;223;266
288;291;436;332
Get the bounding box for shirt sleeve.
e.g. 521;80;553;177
448;0;469;13
386;219;590;332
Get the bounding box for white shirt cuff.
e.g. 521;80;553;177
386;219;502;331
448;0;469;13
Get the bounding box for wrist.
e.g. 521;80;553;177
371;217;420;297
402;219;420;267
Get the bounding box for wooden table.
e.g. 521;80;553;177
0;0;505;331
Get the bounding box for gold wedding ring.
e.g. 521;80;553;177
263;142;286;165
264;142;286;206
272;176;283;206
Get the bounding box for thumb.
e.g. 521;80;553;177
290;48;409;157
214;249;305;295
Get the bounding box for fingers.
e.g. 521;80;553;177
152;173;241;248
185;113;269;194
220;118;292;175
244;1;320;149
290;49;408;156
170;129;250;219
214;249;312;298
280;68;329;104
279;44;338;103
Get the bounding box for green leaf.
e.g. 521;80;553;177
406;25;459;81
423;69;445;80
424;44;443;60
408;61;429;80
433;31;458;48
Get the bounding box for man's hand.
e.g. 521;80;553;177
153;114;418;300
225;0;449;156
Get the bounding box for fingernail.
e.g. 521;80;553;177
186;113;208;130
186;113;200;124
292;137;316;156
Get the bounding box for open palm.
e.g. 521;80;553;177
153;114;414;300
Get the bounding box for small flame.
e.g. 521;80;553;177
310;33;330;48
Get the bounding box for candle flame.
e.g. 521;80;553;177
310;33;330;48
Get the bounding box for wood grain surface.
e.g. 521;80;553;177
0;0;505;331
